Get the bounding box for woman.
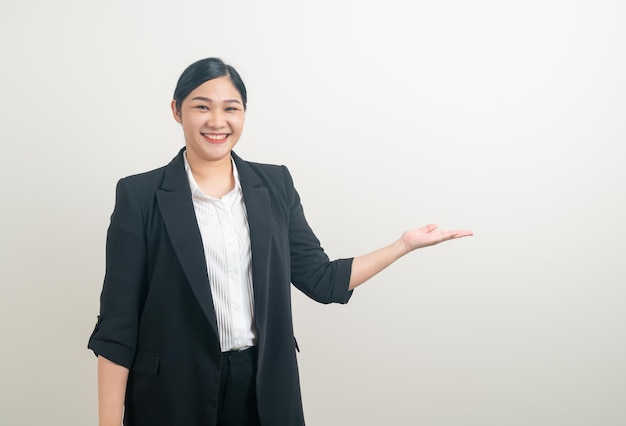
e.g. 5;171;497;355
88;57;473;426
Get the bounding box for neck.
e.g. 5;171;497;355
187;153;235;199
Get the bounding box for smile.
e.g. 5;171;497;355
202;133;230;143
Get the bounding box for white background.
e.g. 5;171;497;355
1;0;625;425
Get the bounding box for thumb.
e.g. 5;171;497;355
420;224;439;233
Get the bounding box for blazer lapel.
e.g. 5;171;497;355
232;153;271;319
156;149;219;336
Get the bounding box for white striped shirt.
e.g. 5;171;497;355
184;152;257;351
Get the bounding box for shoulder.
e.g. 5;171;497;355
234;154;295;190
120;165;168;187
117;149;185;196
239;157;286;173
113;155;179;214
117;165;167;198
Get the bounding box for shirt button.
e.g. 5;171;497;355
236;339;243;346
233;304;240;311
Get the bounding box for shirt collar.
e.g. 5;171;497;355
183;150;242;198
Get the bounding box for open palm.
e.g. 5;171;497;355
400;224;474;252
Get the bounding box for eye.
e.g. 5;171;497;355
194;105;209;110
225;107;239;112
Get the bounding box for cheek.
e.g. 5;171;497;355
233;117;245;133
182;116;202;133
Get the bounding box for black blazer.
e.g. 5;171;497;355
88;149;353;426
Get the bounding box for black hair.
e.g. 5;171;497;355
173;57;247;112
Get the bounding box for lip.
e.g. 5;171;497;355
201;133;230;144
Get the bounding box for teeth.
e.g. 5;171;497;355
204;134;228;140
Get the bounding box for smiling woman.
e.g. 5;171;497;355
88;57;472;426
172;76;246;197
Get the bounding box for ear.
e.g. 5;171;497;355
171;100;182;124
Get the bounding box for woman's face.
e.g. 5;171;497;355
172;76;245;165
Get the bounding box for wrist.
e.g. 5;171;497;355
393;237;410;258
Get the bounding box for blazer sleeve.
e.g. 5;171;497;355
282;166;354;304
87;178;148;369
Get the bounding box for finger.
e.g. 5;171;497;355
432;229;471;240
419;223;439;233
447;230;474;238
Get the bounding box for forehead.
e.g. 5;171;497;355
187;76;242;102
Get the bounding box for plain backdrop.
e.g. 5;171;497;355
1;0;625;425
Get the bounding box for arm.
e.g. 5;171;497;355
349;224;473;290
89;178;148;364
97;356;129;426
283;167;354;304
88;178;149;422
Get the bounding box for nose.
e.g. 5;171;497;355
207;110;226;129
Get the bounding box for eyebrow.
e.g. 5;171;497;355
190;96;242;105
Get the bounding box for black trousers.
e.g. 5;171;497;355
217;347;261;426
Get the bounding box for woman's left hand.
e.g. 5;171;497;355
400;224;474;253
